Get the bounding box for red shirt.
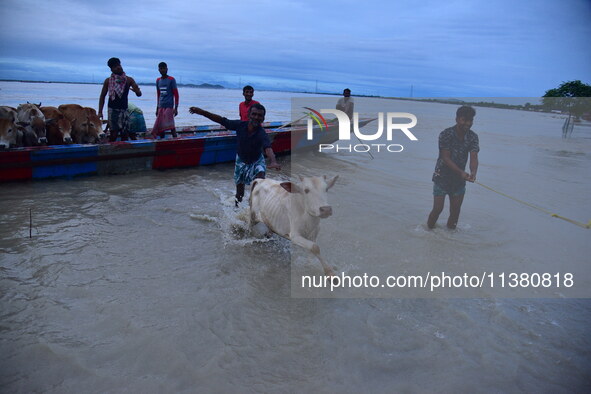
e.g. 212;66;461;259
239;100;260;121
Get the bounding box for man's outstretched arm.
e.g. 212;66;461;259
189;107;224;125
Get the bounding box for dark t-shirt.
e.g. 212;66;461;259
432;126;480;193
220;118;271;163
108;78;131;110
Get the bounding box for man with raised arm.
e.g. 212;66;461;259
189;103;281;206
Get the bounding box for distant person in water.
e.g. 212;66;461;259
189;103;280;206
428;105;479;230
239;85;260;121
152;62;179;139
336;88;354;120
98;57;142;141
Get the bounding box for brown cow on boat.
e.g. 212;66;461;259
58;104;106;144
40;106;73;145
0;106;26;148
0;118;23;149
0;106;17;122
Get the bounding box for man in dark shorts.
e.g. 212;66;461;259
189;103;281;206
98;57;142;141
428;105;479;229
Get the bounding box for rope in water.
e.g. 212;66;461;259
475;181;591;229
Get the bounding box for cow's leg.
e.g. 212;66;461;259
235;183;245;206
248;180;259;227
290;234;335;276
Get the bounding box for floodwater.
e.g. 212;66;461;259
1;82;590;392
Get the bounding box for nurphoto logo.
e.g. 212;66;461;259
304;108;419;153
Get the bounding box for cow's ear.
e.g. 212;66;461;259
325;175;339;190
280;182;302;193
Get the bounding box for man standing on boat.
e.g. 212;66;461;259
152;62;179;139
336;88;354;120
189;103;280;206
239;85;260;121
98;57;142;141
427;105;479;230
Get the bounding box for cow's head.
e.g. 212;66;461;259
59;117;73;144
31;116;47;144
46;116;73;144
83;109;106;142
280;175;339;218
77;115;104;143
0;118;18;149
16;104;47;144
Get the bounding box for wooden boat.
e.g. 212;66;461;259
0;118;375;183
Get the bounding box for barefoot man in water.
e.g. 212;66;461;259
189;103;281;206
428;105;479;229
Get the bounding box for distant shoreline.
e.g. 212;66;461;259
1;79;555;113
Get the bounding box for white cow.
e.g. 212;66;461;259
16;103;47;145
249;175;339;276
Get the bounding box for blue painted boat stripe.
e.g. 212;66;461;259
31;145;99;179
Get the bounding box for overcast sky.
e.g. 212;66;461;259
0;0;589;97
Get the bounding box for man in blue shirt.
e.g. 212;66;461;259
152;62;179;139
189;103;281;206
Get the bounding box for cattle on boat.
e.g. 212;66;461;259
249;175;339;276
0;116;374;182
